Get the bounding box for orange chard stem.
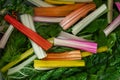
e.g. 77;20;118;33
34;3;87;17
43;50;82;60
60;3;96;30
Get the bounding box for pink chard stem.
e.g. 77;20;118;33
33;16;64;23
115;2;120;12
104;14;120;36
54;38;97;53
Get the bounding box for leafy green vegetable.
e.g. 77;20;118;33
1;0;120;80
7;63;37;80
0;29;31;69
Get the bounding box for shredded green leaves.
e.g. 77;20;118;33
1;0;120;80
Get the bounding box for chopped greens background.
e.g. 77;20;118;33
0;0;120;80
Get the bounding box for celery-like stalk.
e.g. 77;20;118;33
1;48;34;73
72;4;107;35
115;2;120;12
33;16;64;23
34;60;85;68
60;3;96;30
54;38;97;53
103;15;120;36
81;46;108;57
57;31;90;41
27;0;55;7
7;55;37;75
107;0;113;23
20;14;46;59
60;0;93;2
45;0;74;4
4;15;52;51
0;25;14;48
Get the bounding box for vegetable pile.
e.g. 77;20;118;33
0;0;120;80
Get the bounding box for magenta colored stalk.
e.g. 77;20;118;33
103;14;120;36
54;38;97;53
115;2;120;12
33;16;64;23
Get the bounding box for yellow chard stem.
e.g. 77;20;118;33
81;46;108;57
97;46;108;53
1;48;34;73
34;60;85;68
45;0;74;4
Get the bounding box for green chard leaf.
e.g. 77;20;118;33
1;0;120;80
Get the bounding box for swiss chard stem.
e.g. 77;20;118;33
115;2;120;12
20;14;47;59
54;38;97;53
107;0;113;23
33;16;64;23
4;14;52;51
34;60;85;68
7;55;36;75
1;48;34;73
0;25;14;49
104;15;120;36
60;3;96;30
72;4;107;35
27;0;55;7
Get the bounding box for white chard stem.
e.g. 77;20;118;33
0;25;14;48
20;14;46;59
27;0;55;7
7;55;37;75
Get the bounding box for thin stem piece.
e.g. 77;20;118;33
27;0;55;7
0;25;14;48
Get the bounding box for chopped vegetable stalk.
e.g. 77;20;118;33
4;14;52;51
57;0;93;2
81;46;108;57
1;48;34;73
34;60;85;68
33;16;64;23
107;0;113;23
60;3;96;30
35;67;54;70
97;46;108;53
81;52;92;57
115;2;120;12
44;50;82;60
34;3;86;17
45;0;75;4
27;0;55;7
54;38;97;53
0;25;14;48
7;55;36;75
20;14;46;59
103;15;120;36
72;4;107;35
57;31;91;41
